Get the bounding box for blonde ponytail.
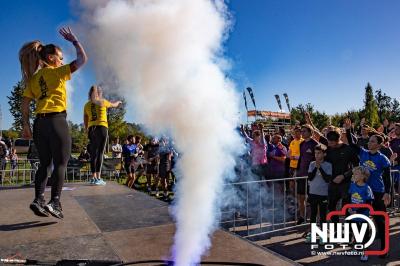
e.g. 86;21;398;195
19;41;43;85
89;85;105;106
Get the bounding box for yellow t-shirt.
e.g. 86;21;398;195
84;100;112;128
289;138;303;168
23;64;71;113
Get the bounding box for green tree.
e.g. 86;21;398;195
390;98;400;121
375;89;392;121
107;98;128;141
7;81;36;131
363;83;380;128
2;129;19;139
290;103;329;130
68;121;87;153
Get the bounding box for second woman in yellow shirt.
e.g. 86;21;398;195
84;85;122;185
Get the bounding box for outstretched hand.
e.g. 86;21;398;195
344;118;352;130
59;27;78;43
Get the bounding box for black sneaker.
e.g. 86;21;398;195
44;200;64;219
29;198;49;217
297;216;305;225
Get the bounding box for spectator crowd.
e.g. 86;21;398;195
239;114;400;262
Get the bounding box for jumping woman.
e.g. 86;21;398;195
20;27;87;219
84;85;122;185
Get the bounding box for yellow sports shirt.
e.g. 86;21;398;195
289;138;303;168
84;100;112;128
23;64;71;113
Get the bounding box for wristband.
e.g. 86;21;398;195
73;40;79;46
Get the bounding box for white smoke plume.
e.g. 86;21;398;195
75;0;241;265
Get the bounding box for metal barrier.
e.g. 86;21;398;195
0;159;124;187
221;170;400;237
220;176;308;238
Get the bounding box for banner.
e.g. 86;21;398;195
274;94;283;110
246;87;256;108
243;91;248;111
247;110;291;119
283;93;291;112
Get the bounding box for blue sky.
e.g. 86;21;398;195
1;0;400;129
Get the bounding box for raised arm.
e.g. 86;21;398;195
305;112;324;141
59;27;88;73
240;124;253;143
110;100;123;108
344;118;360;153
259;124;266;146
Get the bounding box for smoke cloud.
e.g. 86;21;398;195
75;0;241;265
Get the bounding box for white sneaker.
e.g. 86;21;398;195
94;179;106;186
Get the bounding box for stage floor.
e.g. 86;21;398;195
0;182;296;266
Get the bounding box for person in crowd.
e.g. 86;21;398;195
288;126;303;185
241;123;268;180
27;142;39;183
305;144;331;243
154;137;173;199
296;124;319;224
357;125;371;149
122;135;138;189
383;118;390;135
78;146;90;162
306;113;359;224
144;137;160;193
348;166;374;262
389;123;400;198
356;117;367;136
279;127;289;148
111;138;123;159
10;148;19;179
379;134;393;161
20;27;87;218
267;134;287;179
132;135;146;186
0;140;8;183
345;118;391;258
320;129;358;223
84;85;122;185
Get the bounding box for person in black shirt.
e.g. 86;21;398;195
144;137;160;193
305;113;358;222
318;129;359;223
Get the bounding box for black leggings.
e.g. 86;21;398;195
88;126;108;174
33;114;71;201
309;194;328;224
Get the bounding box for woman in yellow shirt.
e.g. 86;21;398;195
84;85;121;185
20;27;87;219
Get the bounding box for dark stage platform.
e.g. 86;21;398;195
0;182;297;266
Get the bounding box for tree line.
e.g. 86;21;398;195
5;81;400;151
290;83;400;130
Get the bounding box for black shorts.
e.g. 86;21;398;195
159;163;171;179
146;163;159;175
